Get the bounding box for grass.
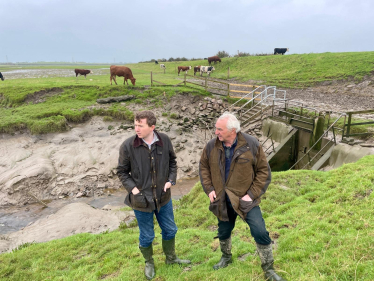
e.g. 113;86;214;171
0;71;209;134
0;155;373;280
1;51;374;135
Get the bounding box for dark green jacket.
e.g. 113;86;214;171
199;132;271;220
117;131;177;212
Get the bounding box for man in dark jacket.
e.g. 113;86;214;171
117;111;190;280
199;112;286;281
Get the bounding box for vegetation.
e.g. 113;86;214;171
125;51;374;88
1;51;374;135
0;71;209;134
0;155;373;280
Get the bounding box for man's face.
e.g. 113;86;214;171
215;118;235;142
135;118;155;139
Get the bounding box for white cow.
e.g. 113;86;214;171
160;64;166;69
200;66;215;76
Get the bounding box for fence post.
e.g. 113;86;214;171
205;76;207;91
184;73;186;87
227;83;230;97
151;71;153;87
228;67;230;79
164;68;165;74
346;112;352;137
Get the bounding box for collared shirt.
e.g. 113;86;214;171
222;137;238;182
142;132;159;149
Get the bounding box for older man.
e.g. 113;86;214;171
117;111;190;280
199;112;285;281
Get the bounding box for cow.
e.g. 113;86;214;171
194;66;201;76
160;64;166;69
177;66;192;76
155;60;158;64
110;65;136;86
200;66;215;76
0;72;4;81
74;69;93;78
274;48;289;55
208;56;221;65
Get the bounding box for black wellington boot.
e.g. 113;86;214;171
256;243;286;281
162;237;191;265
139;245;155;280
213;237;233;270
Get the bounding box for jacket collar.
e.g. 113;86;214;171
133;130;164;148
214;131;246;150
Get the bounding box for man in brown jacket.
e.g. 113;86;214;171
199;112;285;281
117;111;190;280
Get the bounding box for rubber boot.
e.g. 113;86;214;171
256;243;286;281
139;245;155;280
162;237;191;265
213;237;232;270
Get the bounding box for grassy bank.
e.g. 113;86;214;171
127;51;374;88
1;155;373;280
1;51;374;135
0;72;208;134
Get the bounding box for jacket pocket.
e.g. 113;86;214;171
160;188;170;204
209;198;220;217
131;193;148;208
239;198;253;214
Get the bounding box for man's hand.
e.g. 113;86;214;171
241;194;253;202
132;187;140;195
164;181;172;192
209;190;217;203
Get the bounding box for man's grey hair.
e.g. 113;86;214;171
218;112;241;133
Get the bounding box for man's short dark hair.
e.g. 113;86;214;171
135;111;157;127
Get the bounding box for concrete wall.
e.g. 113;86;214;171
324;143;374;170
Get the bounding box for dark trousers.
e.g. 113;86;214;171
218;199;272;245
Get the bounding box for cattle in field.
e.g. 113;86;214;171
0;72;4;81
110;65;136;86
208;56;221;65
160;64;166;69
194;66;201;76
155;60;158;64
274;48;289;55
177;66;192;76
74;69;93;78
200;66;215;76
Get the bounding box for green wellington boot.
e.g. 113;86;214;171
162;237;191;265
213;237;232;270
139;245;155;280
256;243;286;281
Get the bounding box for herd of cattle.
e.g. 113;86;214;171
0;49;288;86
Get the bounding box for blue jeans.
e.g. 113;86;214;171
134;199;178;247
218;200;272;245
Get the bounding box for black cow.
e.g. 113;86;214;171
0;72;4;81
274;48;289;55
155;60;158;64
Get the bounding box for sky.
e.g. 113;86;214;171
0;0;373;63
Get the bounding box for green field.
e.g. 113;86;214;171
1;51;374;134
0;155;373;280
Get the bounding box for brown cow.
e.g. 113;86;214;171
74;69;93;78
177;66;192;76
110;65;136;86
193;66;201;76
208;56;221;65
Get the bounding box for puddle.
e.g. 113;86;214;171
0;178;199;235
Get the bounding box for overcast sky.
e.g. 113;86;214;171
1;0;373;63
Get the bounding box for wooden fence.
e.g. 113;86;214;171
150;70;263;100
